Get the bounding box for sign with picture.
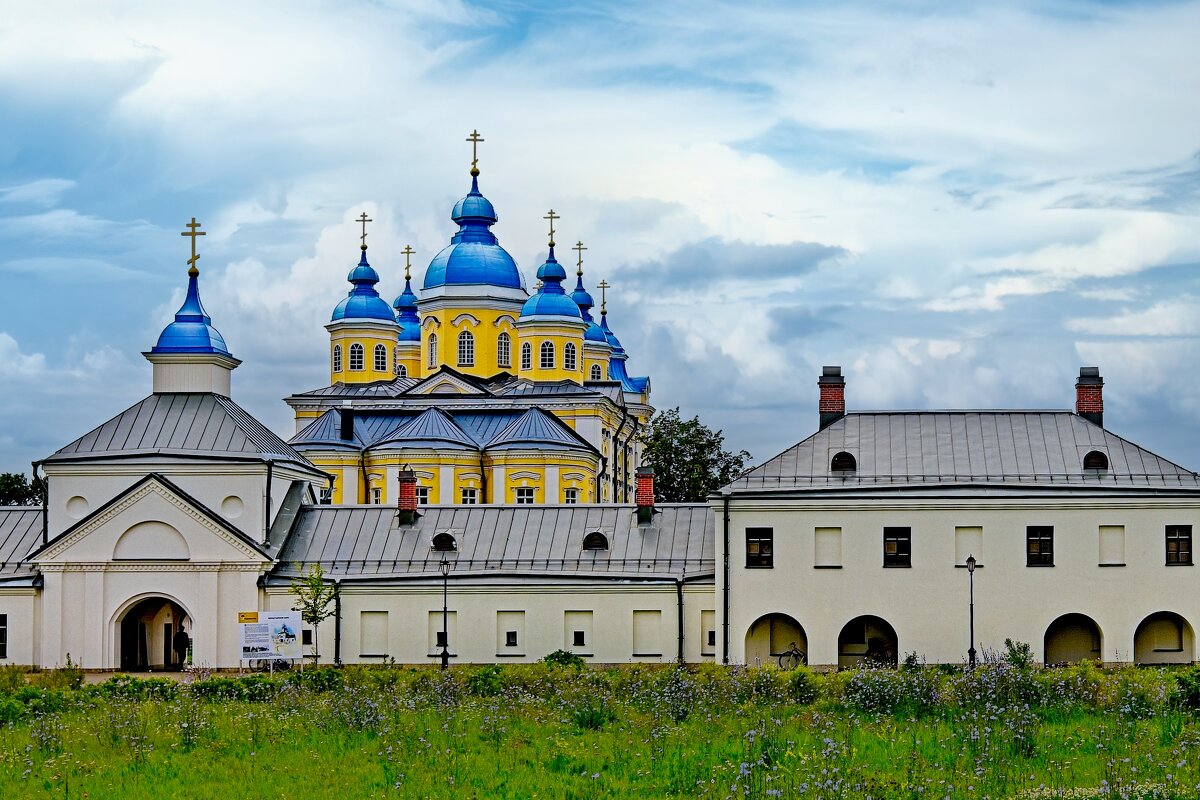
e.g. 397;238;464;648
238;610;302;661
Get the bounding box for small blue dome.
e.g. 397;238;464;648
151;271;232;355
600;312;623;351
584;321;608;343
332;250;395;322
393;278;421;342
423;176;524;291
519;246;582;321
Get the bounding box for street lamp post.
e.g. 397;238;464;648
439;556;451;670
966;554;977;670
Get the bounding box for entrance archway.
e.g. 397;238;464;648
1044;613;1102;665
744;613;807;666
1134;611;1195;665
118;597;191;671
838;615;898;668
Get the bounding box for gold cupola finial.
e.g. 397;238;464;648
597;279;611;315
543;208;559;249
357;212;372;252
572;240;587;276
181;217;206;278
466;129;484;177
401;244;415;281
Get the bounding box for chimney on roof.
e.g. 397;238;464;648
396;466;419;526
1075;367;1103;427
635;466;655;524
818;366;845;430
339;408;354;440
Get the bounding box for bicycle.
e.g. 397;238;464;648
249;657;292;673
777;642;807;669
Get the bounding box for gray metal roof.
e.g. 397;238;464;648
269;503;714;581
727;411;1200;494
43;393;317;472
0;507;42;580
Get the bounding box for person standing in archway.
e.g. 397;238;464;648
173;626;191;671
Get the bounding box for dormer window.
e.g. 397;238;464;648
1083;451;1109;471
831;451;857;472
582;532;609;551
431;532;457;552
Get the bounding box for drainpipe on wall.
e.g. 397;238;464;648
333;580;342;666
722;493;731;665
264;459;274;546
611;409;629;501
676;576;685;665
32;461;47;546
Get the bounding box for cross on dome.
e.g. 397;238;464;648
543;209;559;249
401;244;415;280
573;240;587;276
597;279;610;314
181;217;206;278
466;129;484;177
357;212;372;251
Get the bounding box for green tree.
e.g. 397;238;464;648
0;472;44;506
638;408;751;502
290;563;337;664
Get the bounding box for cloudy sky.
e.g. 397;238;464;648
2;0;1200;474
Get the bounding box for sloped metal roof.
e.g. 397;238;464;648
269;503;714;581
727;411;1200;493
487;408;595;452
290;377;419;399
43;393;316;472
373;408;479;450
0;508;41;578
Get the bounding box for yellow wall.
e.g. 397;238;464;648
421;309;521;378
329;327;398;385
515;322;587;383
395;342;422;380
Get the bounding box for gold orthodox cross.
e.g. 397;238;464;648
401;244;415;280
357;212;372;250
573;240;587;275
181;217;205;277
597;279;610;313
466;129;484;175
543;209;559;247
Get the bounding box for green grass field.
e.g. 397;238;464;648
2;660;1199;799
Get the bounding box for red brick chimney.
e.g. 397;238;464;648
1075;367;1103;427
818;366;845;430
396;466;418;525
635;466;655;524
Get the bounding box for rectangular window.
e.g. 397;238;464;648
359;611;388;656
370;487;382;505
428;611;456;654
564;610;592;652
496;611;524;654
563;488;579;504
0;613;6;659
436;631;448;648
415;486;430;505
572;630;586;647
515;487;535;505
1166;525;1193;565
1027;526;1054;567
318;487;333;505
814;527;842;568
632;610;662;657
506;630;518;647
1099;525;1126;566
745;528;774;568
460;488;478;505
701;610;716;656
883;527;911;567
302;629;313;647
954;526;982;567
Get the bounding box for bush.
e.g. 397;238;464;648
191;675;281;702
93;674;179;701
787;667;817;704
285;666;343;693
29;655;84;691
1003;639;1034;671
1171;665;1200;711
542;649;585;669
0;664;28;694
466;664;504;697
570;699;615;730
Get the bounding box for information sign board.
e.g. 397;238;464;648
238;610;302;661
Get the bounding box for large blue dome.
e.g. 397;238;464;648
151;271;232;355
520;247;582;321
423;176;524;291
332;250;395;322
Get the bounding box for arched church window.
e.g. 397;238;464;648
349;343;365;371
374;344;388;372
431;532;457;552
830;451;856;472
564;342;577;371
497;332;512;369
428;334;438;369
396;364;407;378
521;342;532;371
590;364;602;381
457;331;475;367
1083;450;1109;471
540;341;555;370
332;345;342;373
582;531;609;551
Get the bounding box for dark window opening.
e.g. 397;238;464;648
431;532;457;552
572;630;586;647
583;532;609;551
302;629;313;646
1;613;8;659
883;527;911;567
1083;451;1109;470
831;451;857;472
745;528;774;568
1027;526;1054;567
436;631;448;648
505;630;518;647
706;630;716;647
1166;525;1193;566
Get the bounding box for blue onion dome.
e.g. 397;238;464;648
570;274;596;320
423;175;524;291
519;246;583;320
393;276;421;342
600;309;624;352
332;249;395;322
152;269;232;355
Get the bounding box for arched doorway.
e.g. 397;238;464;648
744;613;807;666
1044;613;1102;665
118;597;191;672
838;615;898;668
1134;612;1195;665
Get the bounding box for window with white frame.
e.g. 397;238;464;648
319;487;333;505
590;364;602;381
428;333;438;368
564;342;577;370
497;332;512;369
415;486;430;505
348;343;365;371
370;487;382;505
332;345;342;373
372;344;386;371
539;341;555;369
460;487;478;505
396;364;407;378
457;330;475;367
564;488;579;504
515;487;535;504
521;342;532;370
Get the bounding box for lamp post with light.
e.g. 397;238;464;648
439;556;451;670
966;554;978;669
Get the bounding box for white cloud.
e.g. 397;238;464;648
1067;299;1200;337
0;178;75;207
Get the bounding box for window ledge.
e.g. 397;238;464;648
813;564;843;570
1152;648;1185;653
1026;563;1055;568
358;653;389;658
1165;562;1194;567
495;653;526;658
744;565;774;569
632;653;663;658
882;564;912;569
1098;563;1126;568
425;653;459;658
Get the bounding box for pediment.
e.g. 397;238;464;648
34;474;269;565
405;369;491;397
